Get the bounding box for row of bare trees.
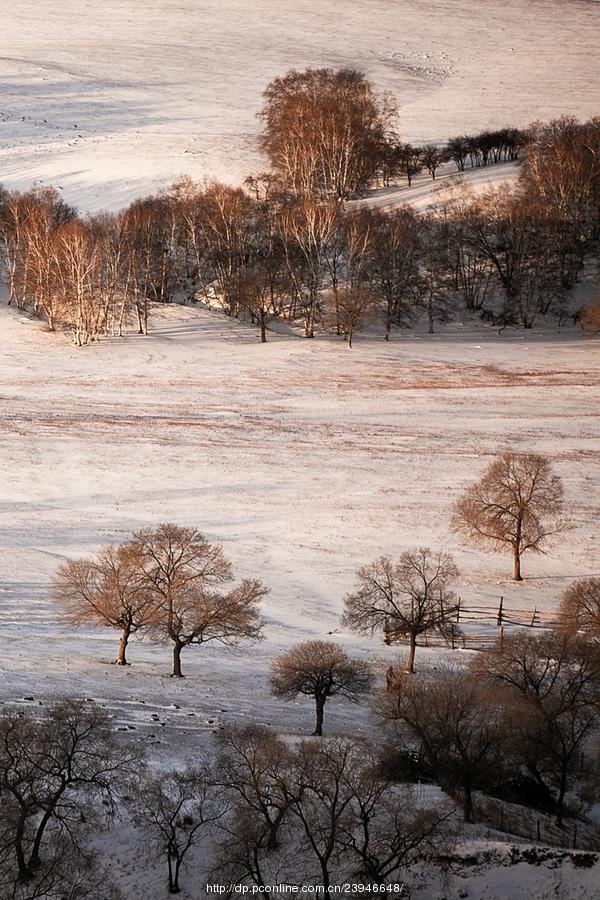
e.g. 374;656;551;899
2;81;599;344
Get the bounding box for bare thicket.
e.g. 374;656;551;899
1;112;598;344
451;452;565;581
383;668;504;822
343;549;459;673
0;701;135;895
557;578;600;642
475;630;600;827
270;640;373;735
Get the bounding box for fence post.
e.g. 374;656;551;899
497;596;504;626
500;626;505;652
531;606;538;627
456;596;461;623
451;623;456;650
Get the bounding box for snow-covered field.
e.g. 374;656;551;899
1;301;599;895
2;1;600;894
1;0;600;212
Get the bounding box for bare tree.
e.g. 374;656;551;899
52;543;153;666
132;523;267;676
475;630;600;826
0;701;137;888
579;299;600;335
451;452;565;581
278;197;339;337
343;549;459;673
420;144;446;180
136;767;224;894
383;668;503;822
340;746;454;883
216;726;292;852
270;640;372;736
557;578;600;642
324;284;378;348
369;208;419;340
260;68;395;200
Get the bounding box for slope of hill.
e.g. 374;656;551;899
1;0;599;212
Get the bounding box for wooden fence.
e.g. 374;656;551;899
384;596;559;653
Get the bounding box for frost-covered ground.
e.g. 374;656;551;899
1;0;600;212
0;300;599;895
2;1;600;893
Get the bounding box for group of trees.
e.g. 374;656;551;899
2;71;599;344
53;523;267;677
52;452;567;680
0;700;135;899
0;703;454;898
3;627;599;897
258;68;527;196
385;630;600;828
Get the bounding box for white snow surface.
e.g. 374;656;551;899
1;0;600;212
1;302;600;895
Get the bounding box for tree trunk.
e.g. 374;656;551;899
405;633;417;674
512;547;523;582
15;816;32;882
114;622;132;665
463;781;473;824
172;640;184;677
427;294;434;334
168;851;181;893
556;769;568;828
260;313;267;343
313;696;325;736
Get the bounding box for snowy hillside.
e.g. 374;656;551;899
1;301;599;895
1;0;599;212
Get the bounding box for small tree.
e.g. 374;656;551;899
451;452;565;581
137;768;224;894
324;284;378;348
558;578;600;642
52;543;153;666
343;549;459;673
133;523;267;676
270;640;372;736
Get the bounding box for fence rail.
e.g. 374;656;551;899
384;595;559;653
